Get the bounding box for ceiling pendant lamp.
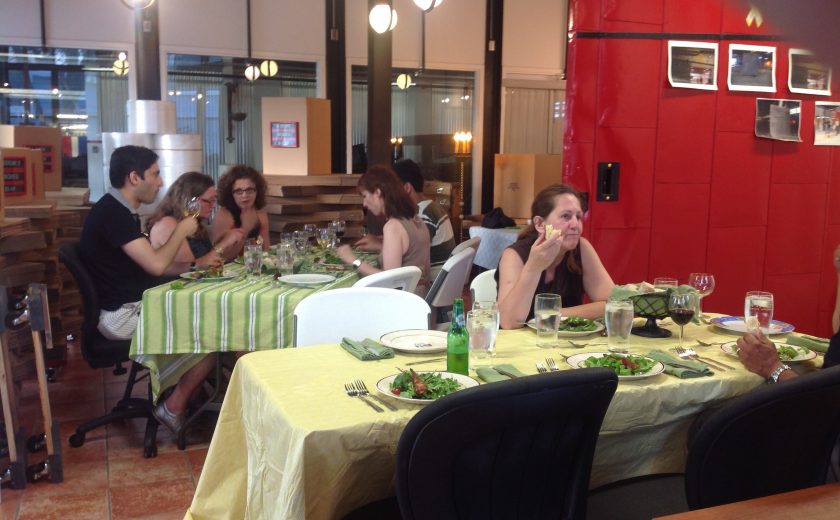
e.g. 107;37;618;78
396;73;413;89
244;64;260;82
259;59;279;77
369;1;398;34
120;0;156;9
414;0;444;12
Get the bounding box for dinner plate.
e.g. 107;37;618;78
376;371;478;405
710;316;794;335
526;318;605;337
565;352;665;381
179;270;236;282
276;274;336;286
720;341;816;363
379;329;448;353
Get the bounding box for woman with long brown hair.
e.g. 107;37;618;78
337;165;431;294
496;183;614;329
213;165;270;259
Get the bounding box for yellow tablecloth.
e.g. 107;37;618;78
185;320;818;520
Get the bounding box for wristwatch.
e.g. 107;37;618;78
351;258;362;269
767;363;791;383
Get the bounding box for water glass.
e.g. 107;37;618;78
534;293;562;348
605;298;634;353
293;230;309;253
243;243;263;279
275;244;295;276
303;223;317;243
279;232;293;247
317;227;337;250
744;291;774;335
467;309;499;368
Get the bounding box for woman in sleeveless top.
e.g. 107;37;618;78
147;172;244;276
497;184;614;329
213;165;270;260
337;165;431;295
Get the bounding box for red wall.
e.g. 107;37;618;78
564;0;840;336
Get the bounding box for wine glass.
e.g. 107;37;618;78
303;223;317;244
330;219;346;240
668;292;698;348
687;273;715;318
183;196;201;218
744;291;774;335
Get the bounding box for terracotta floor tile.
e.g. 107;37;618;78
129;511;190;520
110;477;195;519
0;488;22;520
17;489;109;520
49;382;104;406
61;437;106;465
108;451;191;487
107;426;177;460
184;447;208;483
51;398;106;423
17;459;108;499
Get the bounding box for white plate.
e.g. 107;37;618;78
376;371;479;405
526;318;606;337
720;341;816;363
179;270;235;282
710;316;794;335
276;274;336;286
379;329;448;353
565;352;665;380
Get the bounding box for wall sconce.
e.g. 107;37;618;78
369;1;398;34
112;51;129;76
120;0;155;9
453;131;472;155
396;73;413;89
390;136;404;161
414;0;444;12
259;59;279;77
244;64;260;82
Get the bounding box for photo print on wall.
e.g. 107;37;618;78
814;102;840;145
755;98;801;142
729;44;777;92
789;49;832;96
667;41;718;90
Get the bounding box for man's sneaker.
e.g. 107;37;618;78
154;400;185;434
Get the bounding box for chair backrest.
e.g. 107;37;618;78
58;240;132;369
450;235;481;258
685;364;840;510
425;247;476;308
469;268;497;303
395;368;618;520
352;266;422;293
293;287;431;347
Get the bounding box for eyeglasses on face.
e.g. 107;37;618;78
232;187;257;196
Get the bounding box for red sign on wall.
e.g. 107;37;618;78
24;144;54;173
3;156;28;196
270;121;300;148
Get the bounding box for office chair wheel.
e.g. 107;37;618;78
27;433;46;453
25;460;48;483
68;432;85;448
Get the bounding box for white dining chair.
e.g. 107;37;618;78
430;236;482;282
469;268;497;303
352;266;422;293
425;247;477;328
293;287;432;347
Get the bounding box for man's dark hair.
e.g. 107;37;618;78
392;159;424;193
109;145;158;188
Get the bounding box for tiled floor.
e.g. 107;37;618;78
1;343;212;520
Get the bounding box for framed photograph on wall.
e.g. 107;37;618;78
270;121;300;148
814;102;840;145
755;98;801;142
729;44;776;92
667;41;718;90
789;49;831;96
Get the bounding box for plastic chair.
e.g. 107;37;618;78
424;247;476;327
395;368;618;519
430;236;482;281
58;241;159;458
469;268;497;303
684;364;840;510
352;266;422;293
293;287;431;347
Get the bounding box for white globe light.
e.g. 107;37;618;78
259;60;278;77
414;0;443;11
369;4;397;34
396;73;413;89
112;59;129;76
244;65;261;82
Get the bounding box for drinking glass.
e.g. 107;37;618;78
316;227;336;250
467;309;499;368
653;277;678;288
275;244;295;277
687;273;715;317
279;232;293;247
293;230;309;253
303;223;317;243
534;294;562;348
243;242;263;279
744;291;774;335
605;298;634;353
473;301;500;342
182;196;201;219
330;219;346;240
668;292;698;348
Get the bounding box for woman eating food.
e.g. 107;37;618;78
496;183;614;329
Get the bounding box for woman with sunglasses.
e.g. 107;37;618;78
213;165;270;259
147;171;244;274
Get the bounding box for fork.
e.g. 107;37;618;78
695;339;726;347
672;347;734;371
344;382;383;412
545;358;561;371
535;362;548;373
355;379;397;411
567;340;607;348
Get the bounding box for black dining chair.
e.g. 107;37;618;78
684;364;840;510
394;368;618;520
58;240;159;458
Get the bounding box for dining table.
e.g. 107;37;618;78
184;316;822;520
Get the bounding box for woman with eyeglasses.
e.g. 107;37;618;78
213;165;270;259
147;171;244;274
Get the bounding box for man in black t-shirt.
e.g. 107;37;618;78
80;145;213;434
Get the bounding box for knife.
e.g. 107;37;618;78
405;357;445;366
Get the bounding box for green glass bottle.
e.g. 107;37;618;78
447;298;469;375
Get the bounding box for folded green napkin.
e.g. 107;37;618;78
785;334;830;353
475;363;527;383
340;338;394;361
646;350;713;378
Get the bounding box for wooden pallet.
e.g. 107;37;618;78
264;174;364;238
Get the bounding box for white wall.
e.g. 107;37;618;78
503;0;567;79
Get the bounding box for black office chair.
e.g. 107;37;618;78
395;368;618;520
58;240;159;458
685;364;840;510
